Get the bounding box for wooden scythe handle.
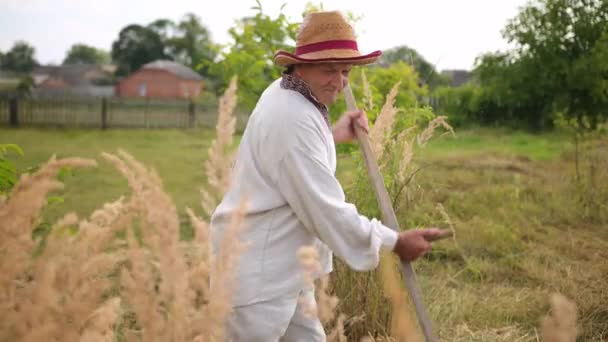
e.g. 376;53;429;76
343;83;448;342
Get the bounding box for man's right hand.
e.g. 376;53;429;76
392;228;444;262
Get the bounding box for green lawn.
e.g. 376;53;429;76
423;127;571;161
3;127;220;223
3;126;572;222
2;126;607;340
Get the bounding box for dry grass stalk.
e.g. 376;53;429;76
316;276;340;325
541;293;577;342
202;76;239;215
327;314;347;342
103;151;196;342
361;69;374;113
297;246;345;341
1;75;245;341
0;157;103;342
436;203;456;241
369;82;401;159
396;130;414;183
379;253;421;342
104;147;248;342
79;297;122;342
297;246;323;317
205;196;249;341
416;116;455;147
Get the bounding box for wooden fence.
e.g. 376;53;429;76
0;96;248;130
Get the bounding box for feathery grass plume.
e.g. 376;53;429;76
185;207;211;302
361;69;374;113
436;203;456;241
416;115;455;147
0;157;97;341
103;151;196;342
3;195;129;342
369;82;401;159
79;297;122;342
541;293;577;342
326;314;347;342
297;246;345;341
202;76;239;215
297;246;323;317
396;129;415;183
379;253;421;342
316;276;339;325
0;156;97;234
205;196;249;341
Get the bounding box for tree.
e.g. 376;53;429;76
475;0;608;130
111;24;168;76
1;41;38;73
63;44;110;65
378;45;448;88
208;2;298;110
168;13;217;77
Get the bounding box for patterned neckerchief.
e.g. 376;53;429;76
280;72;331;128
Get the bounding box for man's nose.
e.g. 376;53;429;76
335;73;348;89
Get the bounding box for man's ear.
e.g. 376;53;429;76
293;65;303;78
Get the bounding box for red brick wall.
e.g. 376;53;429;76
116;69;203;99
40;76;69;89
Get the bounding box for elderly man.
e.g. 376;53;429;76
210;10;443;341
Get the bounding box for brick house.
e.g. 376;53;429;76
115;60;203;99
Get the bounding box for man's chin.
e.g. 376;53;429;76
324;95;339;106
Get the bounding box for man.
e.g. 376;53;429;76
210;10;443;341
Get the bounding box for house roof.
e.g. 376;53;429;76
32;64;112;87
141;60;203;81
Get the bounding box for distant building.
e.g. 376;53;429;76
31;64;115;97
440;69;472;87
115;60;204;100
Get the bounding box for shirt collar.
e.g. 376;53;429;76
280;72;330;127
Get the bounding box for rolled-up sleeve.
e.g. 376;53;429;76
276;131;397;271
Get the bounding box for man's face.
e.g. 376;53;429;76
294;63;352;106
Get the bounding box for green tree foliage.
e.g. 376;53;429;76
331;62;427;124
63;44;110;65
453;0;608;130
1;41;38;73
111;24;168;76
378;45;448;88
112;15;217;79
208;2;298;110
169;13;217;77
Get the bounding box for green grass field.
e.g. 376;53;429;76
2;126;607;340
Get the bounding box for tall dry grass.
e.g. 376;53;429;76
0;76;245;341
298;246;346;342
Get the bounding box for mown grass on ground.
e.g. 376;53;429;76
2;126;607;340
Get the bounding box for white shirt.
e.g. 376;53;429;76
210;78;398;306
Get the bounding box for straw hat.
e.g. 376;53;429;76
273;11;382;66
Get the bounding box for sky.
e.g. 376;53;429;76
0;0;529;71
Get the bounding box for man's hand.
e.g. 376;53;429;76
393;228;444;262
332;110;369;143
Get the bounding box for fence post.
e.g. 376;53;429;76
101;97;108;130
8;97;19;127
188;100;196;128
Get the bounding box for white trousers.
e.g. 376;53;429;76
226;288;326;342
